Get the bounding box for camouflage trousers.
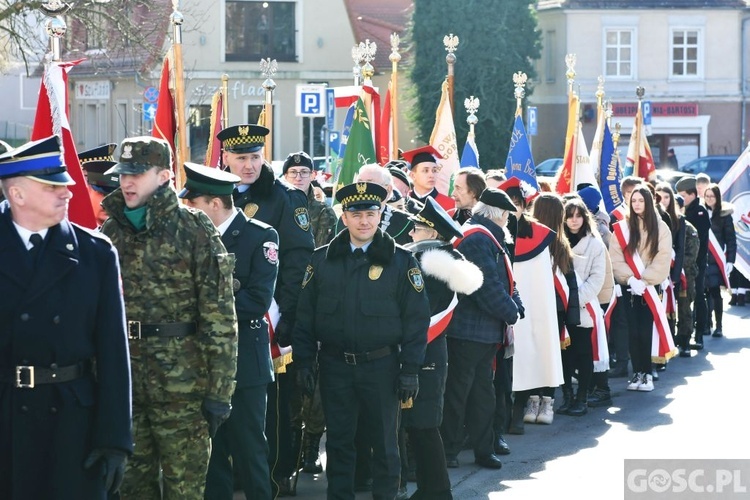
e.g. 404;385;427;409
120;399;209;500
677;283;696;341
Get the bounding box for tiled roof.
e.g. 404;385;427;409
538;0;749;8
345;0;413;71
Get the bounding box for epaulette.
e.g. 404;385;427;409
71;222;113;246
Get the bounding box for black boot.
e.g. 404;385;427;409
729;293;738;306
302;432;323;473
567;392;588;417
556;386;574;415
507;401;525;435
740;292;748;306
712;304;723;337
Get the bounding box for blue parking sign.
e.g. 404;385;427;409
296;84;327;117
527;106;538;136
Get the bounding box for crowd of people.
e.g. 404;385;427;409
0;126;743;500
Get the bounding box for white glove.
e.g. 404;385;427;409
726;262;734;275
628;276;646;296
614;284;623;298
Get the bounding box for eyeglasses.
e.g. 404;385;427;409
285;170;311;179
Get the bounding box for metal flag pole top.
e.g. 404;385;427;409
465;95;479;139
566;53;577;97
171;0;188;188
444;34;459;116
359;39;377;86
352;45;364;86
389;33;401;161
513;71;527;115
260;58;277;160
40;1;70;62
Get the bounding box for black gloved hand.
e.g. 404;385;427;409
397;373;419;403
296;366;316;398
275;317;293;348
201;398;232;438
83;448;128;494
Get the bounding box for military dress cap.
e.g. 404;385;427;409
178;162;241;199
0;135;74;185
386;163;411;188
411;196;463;240
335;181;387;211
79;143;117;165
499;176;538;204
106;136;172;175
401;145;444;170
479;187;517;212
78;143;119;192
675;176;697;193
282;151;313;175
218;125;269;154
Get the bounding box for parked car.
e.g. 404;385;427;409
658;155;738;185
535;157;563;185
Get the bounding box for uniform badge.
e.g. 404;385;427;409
295;207;310;231
263;241;279;265
243;203;259;218
121;144;133;159
238;125;249;136
233;278;241;292
301;264;314;289
408;268;424;292
369;265;383;280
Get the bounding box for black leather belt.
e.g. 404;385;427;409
321;345;397;365
9;362;89;389
128;321;197;340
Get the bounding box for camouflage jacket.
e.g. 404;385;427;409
101;185;238;404
307;187;337;247
683;219;700;283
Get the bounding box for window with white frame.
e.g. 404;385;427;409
671;29;700;77
604;29;634;78
225;0;297;62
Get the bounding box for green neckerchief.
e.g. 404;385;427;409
124;205;148;231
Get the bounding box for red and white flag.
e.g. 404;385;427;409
32;60;97;229
152;53;176;172
626;104;656;180
378;83;392;165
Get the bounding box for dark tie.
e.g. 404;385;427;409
28;233;43;266
352;248;365;259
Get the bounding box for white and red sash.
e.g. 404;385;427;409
611;204;627;222
707;228;731;289
613;221;677;362
265;299;293;373
604;287;617;333
428;293;458;343
585;301;610;372
454;224;515;296
553;267;571;349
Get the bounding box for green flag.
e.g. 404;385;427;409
333;97;376;202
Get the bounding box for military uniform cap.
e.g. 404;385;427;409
386;162;411;188
675;176;697;193
0;135;74;185
218;125;269;154
106;136;172;175
335;182;387;211
410;196;463;240
178;162;241;199
282;151;313;175
401;145;444;170
79;143;119;192
479;187;516;212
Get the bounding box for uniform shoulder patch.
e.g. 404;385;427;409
301;264;314;289
263;241;279;265
408;267;424;292
295;207;311;231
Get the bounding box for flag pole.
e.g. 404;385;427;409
261;58;277;161
170;0;187;189
221;73;229;129
513;71;527;117
389;33;401;161
634;86;645;178
40;2;70;63
444;34;459;116
565;55;578;188
351;45;363;86
465;95;479;141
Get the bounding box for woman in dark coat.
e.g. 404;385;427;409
403;198;482;500
703;183;737;337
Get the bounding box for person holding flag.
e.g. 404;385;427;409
609;185;673;392
403;146;455;213
702;184;736;338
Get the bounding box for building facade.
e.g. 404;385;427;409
533;0;750;168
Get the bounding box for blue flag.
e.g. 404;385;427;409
505;114;539;190
598;122;623;214
460;133;479;168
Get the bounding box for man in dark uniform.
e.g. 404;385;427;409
219;124;314;495
78;143;119;227
676;176;711;348
293;182;430;500
179;163;279;500
0;136;132;499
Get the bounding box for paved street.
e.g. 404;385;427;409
240;301;750;499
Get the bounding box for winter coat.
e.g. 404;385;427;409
706;205;737;288
610;218;672;287
570;233;607;328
